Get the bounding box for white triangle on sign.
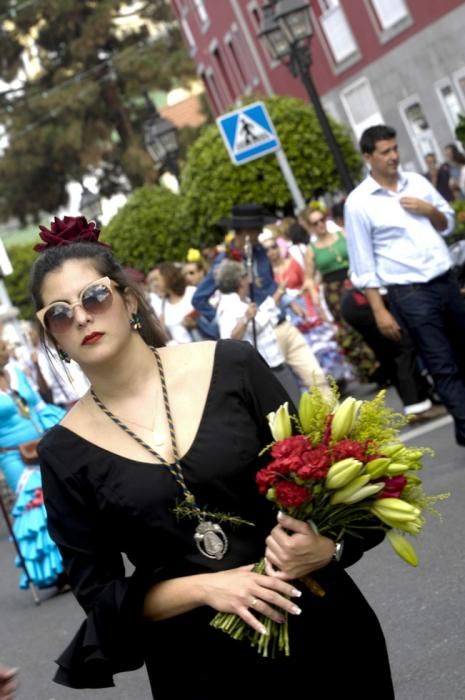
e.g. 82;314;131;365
233;113;272;154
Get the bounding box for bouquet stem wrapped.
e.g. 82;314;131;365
211;386;449;657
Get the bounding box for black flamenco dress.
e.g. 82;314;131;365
39;340;394;699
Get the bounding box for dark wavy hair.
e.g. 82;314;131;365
30;242;166;350
360;125;396;154
444;143;465;165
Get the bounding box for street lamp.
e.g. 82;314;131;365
80;186;102;225
258;0;355;193
143;91;179;178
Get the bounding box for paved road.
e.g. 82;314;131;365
0;388;464;700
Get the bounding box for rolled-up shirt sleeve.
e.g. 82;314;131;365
428;183;455;236
344;196;382;289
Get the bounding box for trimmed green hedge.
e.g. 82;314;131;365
4;243;38;320
178;94;362;245
102;185;190;270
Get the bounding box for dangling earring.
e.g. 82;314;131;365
57;347;71;363
130;313;142;331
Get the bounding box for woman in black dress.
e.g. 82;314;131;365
31;217;394;699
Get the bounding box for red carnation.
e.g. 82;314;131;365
275;481;312;509
376;475;408;499
256;466;280;495
271;435;310;460
331;438;368;463
34;215;110;252
268;435;319;478
296;446;331;480
256;460;293;494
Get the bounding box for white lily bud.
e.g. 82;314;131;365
267;402;292;441
386;531;419;567
331;397;362;441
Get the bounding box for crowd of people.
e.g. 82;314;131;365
423;142;465;202
0;123;464;698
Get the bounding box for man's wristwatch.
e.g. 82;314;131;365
332;540;344;563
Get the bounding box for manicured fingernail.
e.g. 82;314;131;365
292;588;302;597
278;511;284;520
260;626;268;635
291;605;302;615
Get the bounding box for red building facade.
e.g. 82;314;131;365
171;0;465;171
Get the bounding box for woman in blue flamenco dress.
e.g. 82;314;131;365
0;339;65;589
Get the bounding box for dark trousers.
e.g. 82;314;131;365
387;271;465;445
340;289;430;408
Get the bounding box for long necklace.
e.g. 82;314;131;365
110;408;165;447
90;348;249;560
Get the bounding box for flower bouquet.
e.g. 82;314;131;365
211;386;448;657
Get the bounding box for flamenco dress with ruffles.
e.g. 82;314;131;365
0;364;66;589
39;341;394;699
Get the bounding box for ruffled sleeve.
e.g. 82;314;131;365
39;439;161;689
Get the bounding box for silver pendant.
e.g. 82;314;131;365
194;520;228;559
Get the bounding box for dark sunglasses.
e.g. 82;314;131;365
36;276;116;334
265;243;279;251
309;217;326;226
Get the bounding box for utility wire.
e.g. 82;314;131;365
1;40;157;139
0;38;155;120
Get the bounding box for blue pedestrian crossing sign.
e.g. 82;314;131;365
216;101;280;165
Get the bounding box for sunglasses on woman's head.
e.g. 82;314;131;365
36;276;116;334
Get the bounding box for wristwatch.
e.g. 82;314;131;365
332;540;344;563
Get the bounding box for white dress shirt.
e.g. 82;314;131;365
344;170;455;288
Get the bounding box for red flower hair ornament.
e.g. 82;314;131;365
34;215;111;253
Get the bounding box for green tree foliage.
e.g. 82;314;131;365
0;0;198;224
179;95;363;244
102;185;190;270
4;243;38;320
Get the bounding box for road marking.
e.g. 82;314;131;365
401;415;453;442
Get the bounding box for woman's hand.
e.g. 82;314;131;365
199;564;302;635
265;512;335;580
245;303;257;321
0;666;17;700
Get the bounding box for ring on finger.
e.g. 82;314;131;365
250;597;258;608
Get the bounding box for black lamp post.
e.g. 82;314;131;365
143;91;179;178
258;0;354;193
80;186;102;226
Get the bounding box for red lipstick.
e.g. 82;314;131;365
82;332;104;346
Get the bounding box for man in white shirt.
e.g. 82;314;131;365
345;124;465;446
